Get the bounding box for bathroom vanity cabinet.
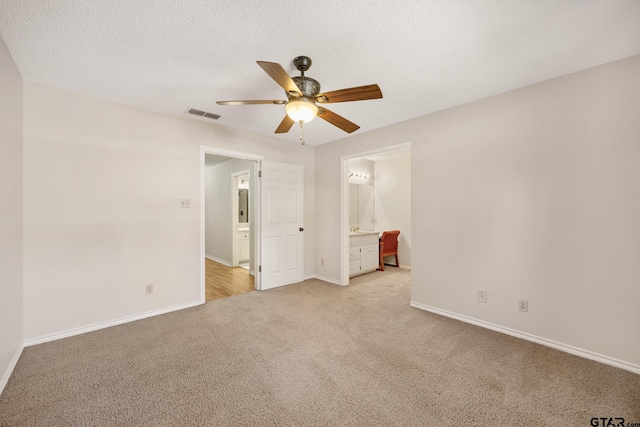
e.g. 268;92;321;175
237;227;249;263
349;232;379;277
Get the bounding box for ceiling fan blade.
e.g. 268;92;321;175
257;61;302;96
275;115;295;134
317;107;360;133
316;84;382;103
216;100;286;106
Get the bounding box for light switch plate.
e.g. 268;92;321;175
179;198;191;208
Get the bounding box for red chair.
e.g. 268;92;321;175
378;230;400;271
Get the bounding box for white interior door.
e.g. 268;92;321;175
260;160;304;290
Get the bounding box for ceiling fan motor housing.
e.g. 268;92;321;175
291;76;321;98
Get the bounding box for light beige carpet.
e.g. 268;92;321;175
1;268;638;426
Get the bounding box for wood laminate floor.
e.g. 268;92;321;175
205;258;255;301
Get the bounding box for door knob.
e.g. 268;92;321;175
299;227;304;232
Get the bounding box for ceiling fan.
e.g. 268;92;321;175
216;56;383;140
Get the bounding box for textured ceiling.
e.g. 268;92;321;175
1;1;639;146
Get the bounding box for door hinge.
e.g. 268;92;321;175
258;265;261;272
258;170;262;178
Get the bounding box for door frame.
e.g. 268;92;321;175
340;142;412;286
231;169;251;268
200;146;264;303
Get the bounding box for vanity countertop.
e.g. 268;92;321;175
349;231;380;237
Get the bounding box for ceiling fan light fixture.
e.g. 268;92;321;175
285;99;318;123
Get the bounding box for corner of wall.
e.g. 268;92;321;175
0;32;24;395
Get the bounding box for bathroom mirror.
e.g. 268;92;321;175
349;184;374;231
238;188;249;223
349;184;358;225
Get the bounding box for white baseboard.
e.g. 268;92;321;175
304;274;343;286
24;300;203;347
399;264;411;270
205;255;231;267
0;344;23;396
410;301;640;375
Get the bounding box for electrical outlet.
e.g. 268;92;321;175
179;198;191;208
321;258;325;266
146;284;154;295
518;299;528;312
477;290;487;303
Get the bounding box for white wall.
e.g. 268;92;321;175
374;152;411;267
22;82;315;342
315;55;640;370
0;34;23;391
205;157;255;270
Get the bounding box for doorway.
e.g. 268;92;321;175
201;146;262;302
340;142;412;286
200;147;305;301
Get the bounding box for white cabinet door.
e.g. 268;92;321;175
261;161;304;290
361;243;379;273
349;234;379;277
349;261;360;277
349;246;360;263
238;232;250;263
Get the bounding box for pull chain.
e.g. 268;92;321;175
299;121;305;145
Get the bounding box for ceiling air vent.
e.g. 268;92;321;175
187;108;220;120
